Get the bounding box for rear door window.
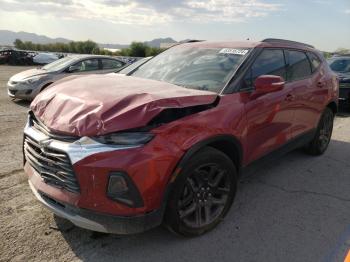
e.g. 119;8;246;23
73;59;99;72
101;59;124;70
286;50;312;81
244;49;286;88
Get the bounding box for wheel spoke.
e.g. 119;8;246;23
193;170;205;187
211;197;226;206
195;204;202;226
179;192;193;208
209;170;225;187
179;202;197;219
212;186;230;195
186;178;198;193
204;204;212;224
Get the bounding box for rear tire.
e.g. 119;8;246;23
164;147;237;237
304;107;334;156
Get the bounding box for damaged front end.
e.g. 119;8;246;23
30;73;219;137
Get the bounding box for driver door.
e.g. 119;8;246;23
241;48;296;163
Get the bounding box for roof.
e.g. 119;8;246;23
180;39;316;51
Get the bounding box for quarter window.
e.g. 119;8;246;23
286;50;312;81
307;52;321;72
101;59;124;70
244;49;286;88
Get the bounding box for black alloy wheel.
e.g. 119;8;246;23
164;147;237;236
305;107;334;155
178;163;231;228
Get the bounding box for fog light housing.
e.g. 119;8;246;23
107;172;144;208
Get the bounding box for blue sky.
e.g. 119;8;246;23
0;0;349;51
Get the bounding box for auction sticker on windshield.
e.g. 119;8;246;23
219;48;249;55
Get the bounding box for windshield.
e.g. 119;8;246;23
42;56;75;72
130;46;249;93
118;57;152;75
328;58;350;73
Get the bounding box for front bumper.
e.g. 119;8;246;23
23;114;183;232
7;81;35;100
28;178;163;234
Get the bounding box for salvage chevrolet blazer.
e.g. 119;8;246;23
24;39;339;236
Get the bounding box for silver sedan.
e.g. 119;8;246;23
7;55;126;100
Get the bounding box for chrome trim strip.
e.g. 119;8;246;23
24;117;140;164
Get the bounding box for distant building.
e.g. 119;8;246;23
103;48;121;53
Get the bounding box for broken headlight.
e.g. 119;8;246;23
92;132;154;146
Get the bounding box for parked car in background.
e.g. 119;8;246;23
0;48;35;65
328;55;350;107
24;39;338;236
117;56;152;75
33;53;59;65
7;55;126;100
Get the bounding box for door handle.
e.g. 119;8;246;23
285;94;294;101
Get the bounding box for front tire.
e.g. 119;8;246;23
305;107;334;155
164;147;237;237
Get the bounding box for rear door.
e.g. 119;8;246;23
242;48;296;163
100;58;125;73
70;58;101;75
285;50;326;138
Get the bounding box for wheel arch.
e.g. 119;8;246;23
326;100;338;115
174;135;243;177
40;82;53;92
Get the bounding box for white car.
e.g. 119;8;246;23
8;55;126;100
33;53;59;65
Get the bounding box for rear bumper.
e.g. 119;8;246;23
29;179;164;234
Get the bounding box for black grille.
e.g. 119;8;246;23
24;135;80;193
8;89;17;95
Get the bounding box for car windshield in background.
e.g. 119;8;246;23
118;57;152;75
328;58;350;73
42;56;75;72
130;46;249;93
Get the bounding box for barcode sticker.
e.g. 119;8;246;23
219;48;249;55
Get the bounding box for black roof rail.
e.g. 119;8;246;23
262;38;314;49
182;39;205;43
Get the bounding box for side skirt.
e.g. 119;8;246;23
241;129;316;173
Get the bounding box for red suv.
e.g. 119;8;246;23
24;39;338;236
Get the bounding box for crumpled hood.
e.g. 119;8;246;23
10;68;48;81
31;74;218;136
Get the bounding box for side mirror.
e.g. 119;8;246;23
67;65;80;73
254;75;285;94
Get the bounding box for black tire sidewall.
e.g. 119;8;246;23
306;107;334;155
164;147;237;237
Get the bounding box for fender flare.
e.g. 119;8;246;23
159;134;243;217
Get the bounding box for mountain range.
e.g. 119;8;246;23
0;30;178;49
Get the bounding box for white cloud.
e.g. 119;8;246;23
345;9;350;14
0;0;281;25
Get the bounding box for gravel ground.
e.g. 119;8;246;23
1;65;350;262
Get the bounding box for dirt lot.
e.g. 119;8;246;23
1;65;350;262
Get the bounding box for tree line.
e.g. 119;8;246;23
13;39;165;57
